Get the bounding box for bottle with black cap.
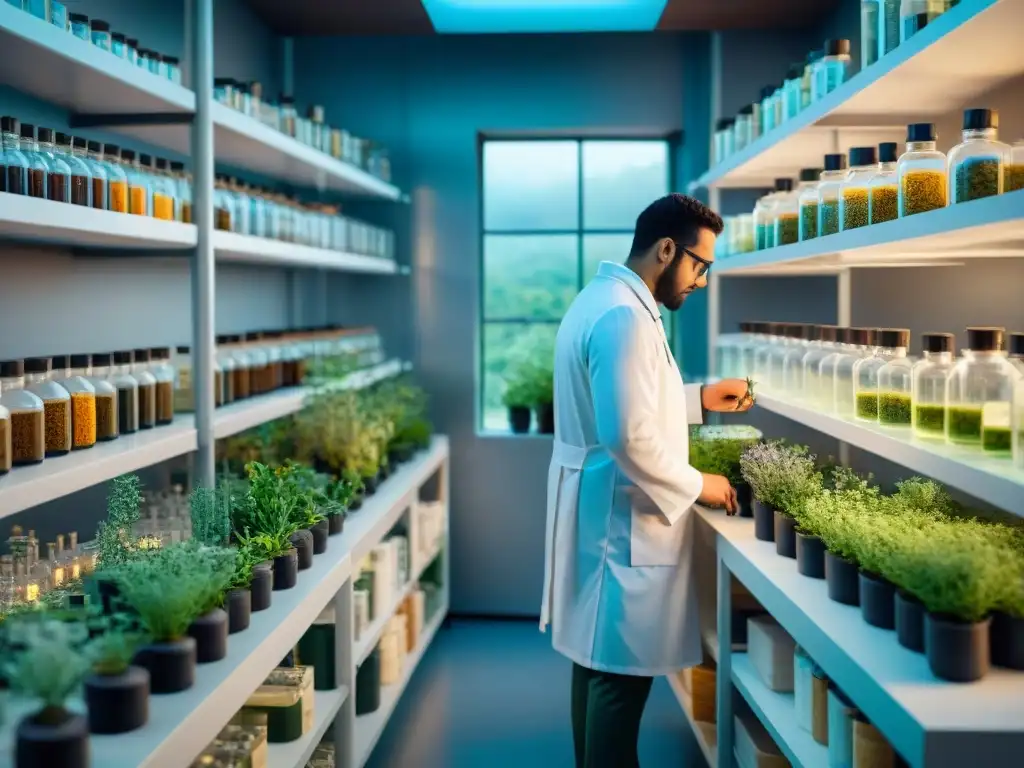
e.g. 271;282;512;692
839;146;878;232
949;109;1009;204
816;153;849;237
1;116;29;196
753;178;794;250
797;167;823;241
112;351;140;435
760;85;779;135
811;39;850;102
815;327;850;408
0;360;44;467
245;332;271;395
775;173;813;246
868;142;899;224
83;140;109;210
911;333;955;440
897;123;947;217
800;324;838;401
36;127;72;204
713;117;734;164
783;324;820;394
213;337;235;405
946;327;1014;453
119;149;149;216
87;353;120;442
102;144;130;213
869;329;915;426
150;348;176;425
832;328;875;417
18;123;49;199
132;349;157;429
55;354;97;450
733;106;755;153
23;358;72;457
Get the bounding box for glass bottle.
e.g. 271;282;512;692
171;161;193;223
868;142;898;225
133;349;157;429
752;323;782;390
801;50;820;108
949;109;1009;204
946;327;1014;454
897;123;947;217
1002;139;1024;193
36;127;72;204
783;325;818;396
150;347;175;425
55;354;97;451
812;39;851;101
881;0;901;56
795;167;822;242
733;108;753;154
245;332;271;395
1;115;29;196
214;175;234;231
24;357;72;457
713;118;734;164
88;352;119;442
759;86;777;135
172;346;195;412
215;337;236;405
118;149;149;216
111;351;140;435
832;328;874;417
768;324;803;392
227;335;253;400
861;0;881;69
228;178;251;235
19;123;49;199
103;144;130;213
773;178;803;247
863;329;912;426
55;133;91;207
912;333;954;441
900;0;944;42
840;146;878;232
152;158;176;221
783;63;804;121
816;153;848;237
1010;333;1024;470
0;360;45;466
799;325;837;402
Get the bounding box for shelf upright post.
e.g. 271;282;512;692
707;32;723;379
334;577;356;768
715;551;734;768
189;0;216;488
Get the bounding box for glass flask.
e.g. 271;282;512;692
801;325;838;403
945;327;1014;453
868;142;898;224
812;39;851;101
861;0;881;69
150;347;175;425
911;333;954;441
1;116;29;196
783;325;819;396
1010;334;1024;470
87;353;119;442
795;167;822;242
36;127;72;204
900;0;944;41
773;179;803;247
1006;140;1024;193
55;354;97;450
133;349;158;429
19;123;50;199
949;109;1009;205
112;351;140;435
816;153;848;237
832;328;874;417
868;329;914;426
24;357;72;457
760;86;777;135
840;146;878;232
897;123;947;217
55;132;91;207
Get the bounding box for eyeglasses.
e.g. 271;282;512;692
674;242;713;278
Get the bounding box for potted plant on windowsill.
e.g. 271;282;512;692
739;440;821;555
502;365;535;434
83;615;149;734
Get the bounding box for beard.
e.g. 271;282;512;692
653;255;693;311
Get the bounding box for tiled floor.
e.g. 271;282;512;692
366;618;706;768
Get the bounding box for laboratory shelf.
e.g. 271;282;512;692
754;393;1024;518
0;193;198;251
214;231;399;273
213;358;408;440
667;671;718;768
716;190;1024;276
353;599;449;768
266;687;349;768
0;419;198;520
212;103;403;199
697;507;1024;768
692;0;1024;189
730;654;826;768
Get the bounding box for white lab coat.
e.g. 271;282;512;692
540;260;706;676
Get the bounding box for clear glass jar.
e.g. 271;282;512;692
840;146;878;232
801;325;838;403
69;13;90;41
110;351;139;435
172;346;195;412
281;96;298;137
1;116;29;196
151;158;176;221
783;325;818;396
733;108;754;153
150;348;175;425
1006;140;1024;193
760;86;777;135
55;354;97;450
773;180;802;247
881;0;901;55
90;19;111;51
215;337;236;405
54;132;91;207
87;353;119;442
768;324;802;392
18;123;49;200
119;149;150;216
802;50;820;108
949;109;1009;204
214;175;234;231
812;39;851;101
1010;334;1024;470
897;122;947;217
0;360;44;466
228;178;251;235
102;144;129;213
783;63;804;121
798;167;822;241
832;328;874;417
131;349;157;430
245;332;271;395
815;327;849;409
753;192;776;251
753;323;783;390
868;329;913;426
714;118;735;164
36;127;72;204
24;357;71;457
169;161;192;223
868;142;899;224
861;1;881;69
911;333;954;441
816;153;848;237
946;327;1014;454
716;324;743;379
227;335;254;400
900;0;944;41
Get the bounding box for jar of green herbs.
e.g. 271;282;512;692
911;333;954;441
945;327;1014;453
948;109;1009;205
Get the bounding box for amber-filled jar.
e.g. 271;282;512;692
23;357;72;457
37;127;72;204
215;336;236;405
19;123;48;199
56;133;91;207
245;332;271;395
150;347;175;425
132;349;157;429
104;144;129;213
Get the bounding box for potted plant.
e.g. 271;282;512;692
502;364;534;434
230;540;268;618
343;468;366;513
83;615;149;734
286;462;332;554
322;473;357;535
799;491;865;606
689;426;761;516
4;617;91;768
236;462;303;587
92;474;148;613
185;543;237;662
739;441;821;555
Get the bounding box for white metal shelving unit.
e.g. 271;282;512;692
213;231;399;273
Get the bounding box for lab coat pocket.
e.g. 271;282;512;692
626;487;686;567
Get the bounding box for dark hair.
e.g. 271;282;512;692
628;194;723;257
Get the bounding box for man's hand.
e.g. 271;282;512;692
702;378;755;413
699;473;738;515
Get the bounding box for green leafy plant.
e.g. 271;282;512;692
96;474;146;570
190;484;232;547
86;614;147;676
502;362;537;408
739;441;822;519
689;428;755;485
3;617;91;725
232;462;303;544
278;461;325;529
230;541;263;590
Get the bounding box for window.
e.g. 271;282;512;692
480;138;671;431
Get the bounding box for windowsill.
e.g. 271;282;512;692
476;429;554;439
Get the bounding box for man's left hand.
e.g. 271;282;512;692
702;379;755;413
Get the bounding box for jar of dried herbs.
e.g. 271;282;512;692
910;333;954;440
946;327;1014;453
111;351;140;435
840;147;877;232
23;357;71;457
949;109;1009;205
150;347;175;425
868;143;898;225
55;354;97;450
773;178;803;247
132;349;157;429
1007;140;1024;194
0;360;45;466
87;353;119;441
816;153;847;238
896;122;947;217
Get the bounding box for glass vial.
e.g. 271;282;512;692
133;349;157;429
55;354;97;450
945;327;1014;453
833;328;873;417
150;347;175;425
797;167;822;242
874;330;915;426
23;357;72;457
868;142;898;224
19;123;49;199
949;109;1009;204
817;153;849;237
911;333;954;441
111;351;140;435
104;144;130;213
1;115;29;196
840;146;878;232
88;353;119;442
897;123;947;217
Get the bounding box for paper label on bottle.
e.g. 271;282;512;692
982;401;1011;429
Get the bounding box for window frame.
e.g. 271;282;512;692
478;135;677;433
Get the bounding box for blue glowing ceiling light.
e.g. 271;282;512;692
422;0;669;34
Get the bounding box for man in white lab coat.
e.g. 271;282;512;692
540;194;753;767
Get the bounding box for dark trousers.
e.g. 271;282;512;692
571;662;654;768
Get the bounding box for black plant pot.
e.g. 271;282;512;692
896;590;925;653
795;530;825;578
328;514;345;536
508;405;531;434
291;529;314;570
752;499;775;542
85;666;149;734
735;483;753;518
250;564;273;611
859;571;896;630
226;588;252;634
825;551;860;606
96;576;122;615
379;462;391;481
188;608;228;663
991;611;1024;670
273;549;299;590
536;402;555;434
133;637;196;694
16;712;89;768
310;519;330;554
363;474;379;496
773;511;797;558
926;613;991;683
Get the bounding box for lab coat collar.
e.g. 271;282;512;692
595;261;661;321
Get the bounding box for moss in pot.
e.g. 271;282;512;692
84;618;149;734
